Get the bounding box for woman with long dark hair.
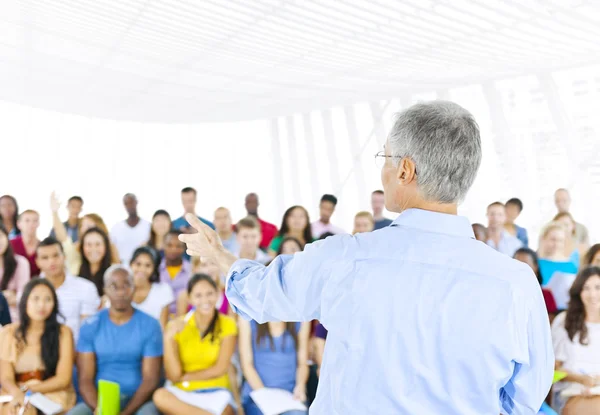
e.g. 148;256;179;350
153;274;238;415
552;266;600;414
0;278;75;414
268;206;313;257
130;247;174;329
148;210;172;257
583;244;600;267
0;226;30;323
239;318;310;415
0;195;19;240
513;248;557;317
78;227;113;298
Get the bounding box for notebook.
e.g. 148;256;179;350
250;388;307;415
98;379;121;415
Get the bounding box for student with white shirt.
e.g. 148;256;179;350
36;237;100;343
130;246;174;329
552;266;600;414
110;193;151;264
235;217;270;265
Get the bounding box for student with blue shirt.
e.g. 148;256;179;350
70;265;162;415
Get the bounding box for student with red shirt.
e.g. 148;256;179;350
244;193;277;250
9;210;40;278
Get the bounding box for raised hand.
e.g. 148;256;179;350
50;191;61;213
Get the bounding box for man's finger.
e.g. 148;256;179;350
185;213;213;234
178;233;200;244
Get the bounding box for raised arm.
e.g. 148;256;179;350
179;213;349;324
50;192;69;243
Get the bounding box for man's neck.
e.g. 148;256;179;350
109;307;134;325
126;215;139;226
247;212;258;218
166;258;183;267
22;233;38;244
218;229;232;240
67;217;79;227
405;200;458;216
46;273;67;289
320;218;330;225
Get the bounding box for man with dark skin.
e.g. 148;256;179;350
110;193;151;264
244;193;277;250
123;194;141;228
74;265;162;415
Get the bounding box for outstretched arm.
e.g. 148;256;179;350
179;213;348;323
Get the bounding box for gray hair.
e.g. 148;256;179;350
388;100;481;203
103;264;134;286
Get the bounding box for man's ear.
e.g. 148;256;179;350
397;158;416;185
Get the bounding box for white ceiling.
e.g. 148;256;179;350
0;0;599;123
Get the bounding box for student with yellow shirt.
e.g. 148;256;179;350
153;274;238;415
158;231;192;315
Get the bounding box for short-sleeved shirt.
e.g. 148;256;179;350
110;219;151;264
173;313;237;391
77;308;163;396
133;282;174;321
44;274;100;344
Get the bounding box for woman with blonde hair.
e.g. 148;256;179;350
554;212;589;263
50;193;119;275
353;211;375;234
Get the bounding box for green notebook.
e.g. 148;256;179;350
553;370;568;384
97;380;120;415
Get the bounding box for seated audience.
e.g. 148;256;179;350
554;212;588;262
0;279;76;414
214;207;239;254
352;211;374;234
153;274;238;415
268;206;313;257
0;226;30;322
178;258;230;317
72;265;162;415
49;195;83;243
583;244;600;267
10;210;41;278
504;198;529;247
78;227;114;298
239;319;310;415
130;247;174;328
0;195;20;240
513;248;557;316
245;193;278;250
159;231;192;315
485;202;522;256
110;193;151;264
311;194;344;238
277;238;304;256
538;223;579;310
554;188;589;246
172;187;215;234
235;217;270;264
471;223;487;242
51;193;119;275
551;266;600;414
36;237;100;343
371;190;393;230
0;293;10;326
148;210;172;257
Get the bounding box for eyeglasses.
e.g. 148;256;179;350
374;151;398;169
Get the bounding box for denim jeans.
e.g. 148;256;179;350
67;397;159;415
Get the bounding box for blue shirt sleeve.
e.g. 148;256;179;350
77;318;96;353
226;234;349;323
499;277;554;414
142;317;164;357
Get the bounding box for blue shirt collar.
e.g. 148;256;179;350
391;208;474;239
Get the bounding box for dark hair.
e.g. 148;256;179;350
78;228;113;296
320;194;338;206
514;248;542;285
506;198;523;212
318;232;335;240
187;274;220;342
277;237;304;256
0;195;20;237
181;187;197;195
149;210;171;250
17;279;62;379
0;227;18;291
130;247;160;283
67;196;83;205
165;229;184;244
256;322;298;352
583;244;600;267
37;237;64;253
278;206;312;246
565;266;600;345
372;190;384;195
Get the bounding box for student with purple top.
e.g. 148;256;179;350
158;231;192;315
